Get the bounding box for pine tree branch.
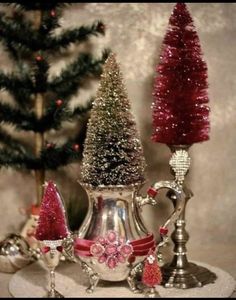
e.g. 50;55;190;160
0;102;36;130
0;10;33;31
0;38;32;59
40;141;81;170
71;100;93;118
0;128;27;154
0;10;31;59
2;40;20;61
0;124;86;171
0;12;104;53
49;50;110;99
0;12;51;52
0;147;37;169
0;12;37;51
0;140;82;170
0;101;70;132
0;67;35;107
39;105;71;132
0;72;34;96
0;10;37;57
46;21;105;51
5;62;34;109
9;87;32;109
0;99;91;133
40;100;92;131
39;9;60;35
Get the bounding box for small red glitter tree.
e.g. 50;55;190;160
152;3;210;145
142;250;162;287
35;181;69;241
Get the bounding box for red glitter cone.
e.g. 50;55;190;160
142;250;162;287
152;3;210;145
35;181;69;241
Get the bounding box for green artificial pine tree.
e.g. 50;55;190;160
0;3;109;265
0;3;108;205
81;53;146;186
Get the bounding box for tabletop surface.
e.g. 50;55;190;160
0;242;236;298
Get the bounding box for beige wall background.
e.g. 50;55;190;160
0;3;236;276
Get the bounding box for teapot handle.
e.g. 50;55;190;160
136;180;186;248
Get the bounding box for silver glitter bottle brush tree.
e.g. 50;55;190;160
150;3;216;288
74;53;185;297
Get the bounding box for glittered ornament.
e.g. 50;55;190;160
46;142;55;149
151;3;210;145
35;55;43;62
142;249;162;287
55;99;63;107
50;9;56;17
73;144;80;151
81;53;146;186
35;181;69;241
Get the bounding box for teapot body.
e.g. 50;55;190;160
75;185;155;282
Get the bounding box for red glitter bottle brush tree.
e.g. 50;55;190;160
35;180;69;242
151;3;210;146
149;3;217;289
35;180;71;298
142;249;162;288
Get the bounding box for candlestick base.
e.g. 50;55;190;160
47;289;64;298
162;261;217;289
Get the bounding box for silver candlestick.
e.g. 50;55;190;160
161;145;217;288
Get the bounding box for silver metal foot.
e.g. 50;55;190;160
127;262;144;294
80;261;100;293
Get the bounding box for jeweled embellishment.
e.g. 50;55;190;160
90;243;104;257
90;230;133;269
147;254;156;264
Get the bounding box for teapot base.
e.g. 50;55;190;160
79;258;146;295
80;256;145;282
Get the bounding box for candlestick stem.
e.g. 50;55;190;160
49;268;56;296
46;266;64;298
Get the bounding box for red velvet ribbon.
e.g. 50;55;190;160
74;234;155;257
